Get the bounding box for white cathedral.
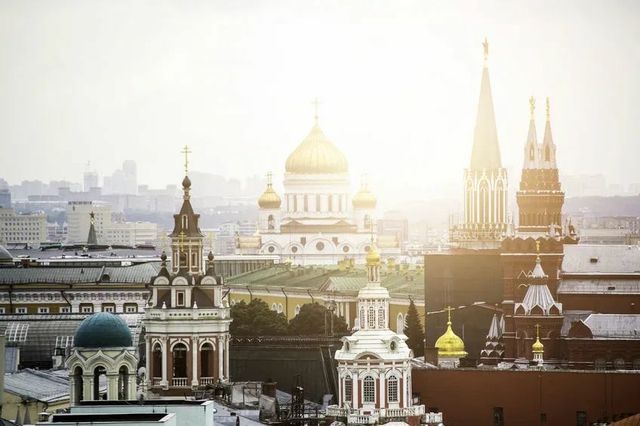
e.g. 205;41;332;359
237;114;400;265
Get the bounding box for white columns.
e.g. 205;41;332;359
218;337;224;380
161;337;168;387
145;337;151;387
352;371;359;409
379;373;385;409
224;336;230;380
191;336;199;386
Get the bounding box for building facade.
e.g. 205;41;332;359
0;208;47;247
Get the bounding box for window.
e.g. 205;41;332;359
493;407;504;426
295;305;301;316
277;303;283;314
368;306;376;329
363;376;375;404
38;307;50;314
387;376;399;403
359;308;365;329
316;242;325;251
81;305;93;313
5;323;29;342
576;411;587;426
271;303;277;311
16;307;27;314
0;307;5;314
378;307;385;329
60;307;71;313
103;305;115;313
344;377;352;402
176;291;185;307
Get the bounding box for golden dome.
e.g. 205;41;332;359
435;308;467;358
285;122;348;174
353;185;377;209
532;336;544;353
366;243;381;266
258;184;281;209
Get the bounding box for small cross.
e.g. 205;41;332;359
535;323;541;339
266;171;273;187
181;145;192;175
311;97;321;122
446;305;453;323
178;231;186;249
546;97;550;121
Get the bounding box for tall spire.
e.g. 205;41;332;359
541;97;557;168
470;38;502;170
523;96;539;169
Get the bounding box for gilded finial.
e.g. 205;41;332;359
482;38;489;61
535;240;541;253
529;96;536;119
311;97;321;123
266;171;273;187
181;145;192;176
535;323;541;339
546;97;550;121
446;305;453;325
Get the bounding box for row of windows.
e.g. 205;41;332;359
344;376;399;404
0;304;138;314
1;292;144;302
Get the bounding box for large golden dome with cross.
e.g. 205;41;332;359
285;122;348;174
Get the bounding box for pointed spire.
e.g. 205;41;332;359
523;96;539;169
87;211;98;245
541;97;557;168
470;39;502;170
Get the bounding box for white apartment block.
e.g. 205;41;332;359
66;201;112;244
106;221;158;246
0;208;47;247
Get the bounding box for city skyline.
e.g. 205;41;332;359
1;0;639;205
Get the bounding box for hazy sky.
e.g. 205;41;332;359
1;0;639;204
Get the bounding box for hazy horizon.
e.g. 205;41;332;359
1;0;639;205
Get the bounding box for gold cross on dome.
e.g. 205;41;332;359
535;323;541;339
446;305;453;323
266;171;273;187
311;97;321;122
529;96;536;119
178;231;186;250
181;145;192;175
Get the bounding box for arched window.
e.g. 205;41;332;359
93;366;107;400
344;376;352;402
271;303;277;311
396;313;405;334
201;343;214;378
267;215;275;230
529;145;535;161
387;376;399;403
152;343;162;379
368;306;376;329
277;303;283;314
594;358;606;370
74;366;84;403
359;307;365;329
614;358;626;370
363;376;375;403
295;305;301;316
182;215;188;229
378;307;385;329
479;182;489;224
118;366;129;400
172;343;188;378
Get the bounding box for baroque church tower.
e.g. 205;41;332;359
516;97;565;235
450;39;508;247
144;147;231;396
328;242;428;424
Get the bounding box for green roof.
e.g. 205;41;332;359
74;312;132;348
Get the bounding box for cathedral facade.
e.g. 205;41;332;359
238;115;400;265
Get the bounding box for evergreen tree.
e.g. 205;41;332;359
288;303;349;336
403;298;425;357
230;299;288;336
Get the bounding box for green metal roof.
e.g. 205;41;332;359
74;312;132;348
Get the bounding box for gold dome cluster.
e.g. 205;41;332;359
258;172;281;209
353;184;377;209
285;123;348;174
435;307;467;358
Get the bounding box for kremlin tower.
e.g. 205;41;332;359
450;38;508;247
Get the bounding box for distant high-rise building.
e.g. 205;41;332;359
0;208;47;247
66;201;112;244
103;161;138;195
83;163;99;192
0;189;10;209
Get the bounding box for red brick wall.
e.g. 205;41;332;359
413;368;640;426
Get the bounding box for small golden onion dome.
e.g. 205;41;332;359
532;336;544;353
366;244;381;266
353;186;377;209
258;184;281;209
435;321;468;358
285;123;348;174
